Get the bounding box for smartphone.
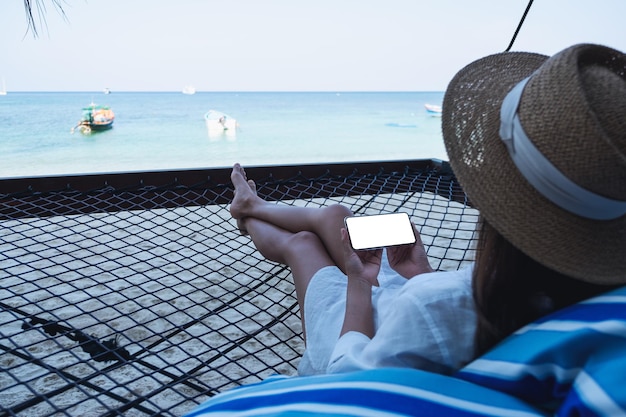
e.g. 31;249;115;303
344;212;416;250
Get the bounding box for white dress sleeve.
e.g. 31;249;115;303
326;266;476;375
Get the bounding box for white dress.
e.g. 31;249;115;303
298;252;476;376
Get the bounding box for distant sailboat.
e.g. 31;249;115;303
0;78;7;96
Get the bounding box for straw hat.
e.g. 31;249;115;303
442;43;626;284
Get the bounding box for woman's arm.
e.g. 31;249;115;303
339;228;381;338
341;274;375;338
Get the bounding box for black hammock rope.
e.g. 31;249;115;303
505;0;535;52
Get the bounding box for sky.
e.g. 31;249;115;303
1;0;626;92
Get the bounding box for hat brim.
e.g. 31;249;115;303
442;51;626;284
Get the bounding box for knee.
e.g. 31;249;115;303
287;230;324;253
324;204;353;220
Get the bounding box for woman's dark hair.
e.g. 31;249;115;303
472;216;617;356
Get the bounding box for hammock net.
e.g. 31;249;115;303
0;159;478;416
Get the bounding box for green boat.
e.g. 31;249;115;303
72;102;115;134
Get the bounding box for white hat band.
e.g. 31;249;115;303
499;77;626;221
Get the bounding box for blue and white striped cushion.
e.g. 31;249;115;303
184;286;626;417
457;285;626;416
184;368;547;417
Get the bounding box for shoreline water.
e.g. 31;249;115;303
0;91;447;179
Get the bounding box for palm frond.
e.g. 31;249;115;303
22;0;68;38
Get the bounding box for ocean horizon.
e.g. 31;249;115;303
0;91;447;179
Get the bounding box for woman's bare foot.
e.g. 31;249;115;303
230;163;261;234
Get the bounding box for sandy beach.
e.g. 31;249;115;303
0;189;478;416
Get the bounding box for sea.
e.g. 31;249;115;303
0;91;447;179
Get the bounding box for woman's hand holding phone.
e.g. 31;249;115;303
344;213;433;279
386;223;433;278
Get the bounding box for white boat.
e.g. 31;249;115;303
182;85;196;95
103;87;111;95
205;110;238;137
424;103;442;116
0;78;7;96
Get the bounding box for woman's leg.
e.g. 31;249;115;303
242;215;335;341
230;163;353;273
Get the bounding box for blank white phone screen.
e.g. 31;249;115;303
345;212;416;250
